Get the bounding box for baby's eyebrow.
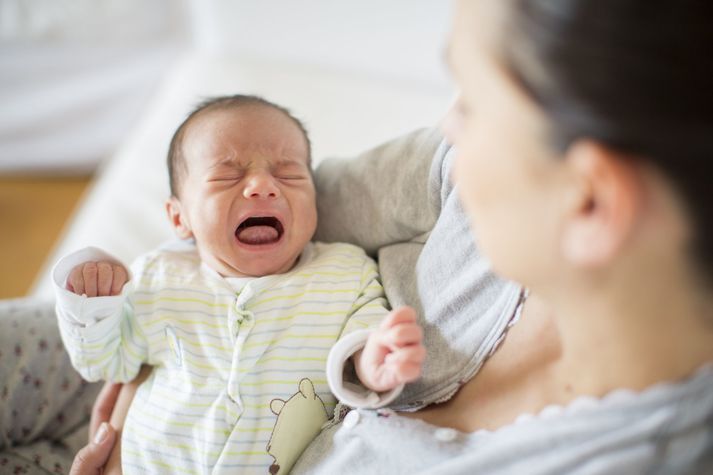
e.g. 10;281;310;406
274;159;306;168
208;156;246;170
267;157;310;172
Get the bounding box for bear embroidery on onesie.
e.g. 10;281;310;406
266;378;329;475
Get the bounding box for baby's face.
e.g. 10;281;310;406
168;105;317;277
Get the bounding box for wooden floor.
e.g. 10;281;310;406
0;176;92;299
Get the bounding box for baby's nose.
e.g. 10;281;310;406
243;173;279;199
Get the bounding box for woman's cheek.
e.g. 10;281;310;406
453;152;485;220
441;108;463;145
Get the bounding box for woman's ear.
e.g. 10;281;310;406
561;140;641;268
166;197;193;240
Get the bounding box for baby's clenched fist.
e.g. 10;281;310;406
67;261;128;297
354;306;426;393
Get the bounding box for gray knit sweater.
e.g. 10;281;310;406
293;128;713;474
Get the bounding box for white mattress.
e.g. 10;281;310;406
31;52;452;298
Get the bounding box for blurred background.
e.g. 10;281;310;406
0;0;453;299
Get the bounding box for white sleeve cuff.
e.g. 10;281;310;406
326;329;404;409
52;246;132;326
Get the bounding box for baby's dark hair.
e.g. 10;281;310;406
167;94;311;197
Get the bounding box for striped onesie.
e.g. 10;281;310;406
53;240;390;474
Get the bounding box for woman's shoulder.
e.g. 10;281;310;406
293;364;713;475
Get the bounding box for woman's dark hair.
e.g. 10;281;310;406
501;0;713;283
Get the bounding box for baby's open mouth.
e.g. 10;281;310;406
235;216;284;245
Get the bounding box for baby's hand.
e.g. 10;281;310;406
67;261;128;297
354;306;426;393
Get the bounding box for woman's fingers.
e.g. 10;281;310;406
70;423;117;475
89;382;123;443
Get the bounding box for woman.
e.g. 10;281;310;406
67;0;713;472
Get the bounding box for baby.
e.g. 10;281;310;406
52;95;425;474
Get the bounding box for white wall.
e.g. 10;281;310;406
187;0;452;90
0;0;187;174
0;0;186;42
0;0;453;174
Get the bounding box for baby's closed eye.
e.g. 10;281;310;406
209;175;244;182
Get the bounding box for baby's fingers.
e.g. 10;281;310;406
385;344;426;366
67;261;128;297
398;362;423;383
97;262;114;296
384;323;423;349
380;306;417;330
111;265;128;296
67;265;85;295
82;262;98;297
383;358;423;384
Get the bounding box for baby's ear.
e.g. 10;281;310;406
166;197;193;239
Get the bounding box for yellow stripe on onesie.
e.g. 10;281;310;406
58;241;388;474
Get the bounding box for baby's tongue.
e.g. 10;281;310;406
237;226;279;245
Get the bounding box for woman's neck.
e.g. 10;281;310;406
538;256;713;397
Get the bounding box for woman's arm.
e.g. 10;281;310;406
314;127;443;255
96;365;152;475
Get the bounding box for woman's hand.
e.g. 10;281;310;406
89;381;123;442
69;381;123;474
354;306;426;392
70;422;117;475
71;364;152;475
